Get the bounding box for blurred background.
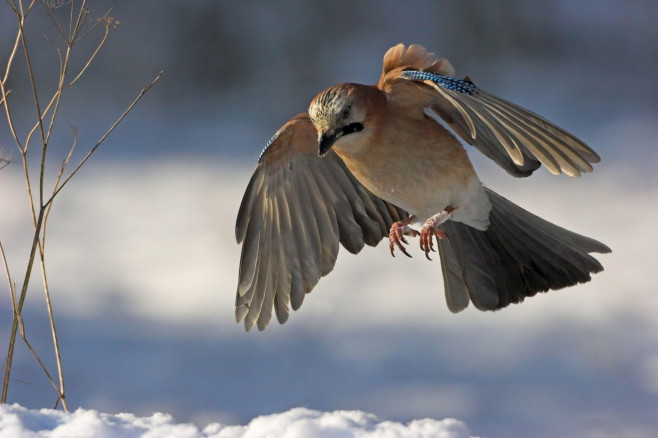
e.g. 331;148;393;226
1;1;657;437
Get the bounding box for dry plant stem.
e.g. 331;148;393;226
15;3;48;205
35;130;78;410
4;272;64;410
0;242;15;310
1;12;31;150
27;4;99;408
1;71;163;405
0;0;78;409
1;209;44;404
1;0;163;407
49;71;164;202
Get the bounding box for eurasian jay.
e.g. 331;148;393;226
235;43;610;331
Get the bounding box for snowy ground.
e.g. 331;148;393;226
1;139;657;437
0;404;475;438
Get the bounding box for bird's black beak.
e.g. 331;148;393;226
318;131;341;157
318;123;363;157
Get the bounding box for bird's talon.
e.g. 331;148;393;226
388;216;418;258
399;245;413;258
418;207;453;261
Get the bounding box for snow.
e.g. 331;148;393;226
0;404;475;438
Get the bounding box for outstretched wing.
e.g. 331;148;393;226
398;69;600;177
235;113;407;331
378;44;600;178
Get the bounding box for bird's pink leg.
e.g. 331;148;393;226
420;206;455;260
389;216;419;258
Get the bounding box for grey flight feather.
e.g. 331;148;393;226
437;188;611;313
235;114;407;331
401;70;601;178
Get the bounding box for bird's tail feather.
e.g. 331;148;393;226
438;188;611;312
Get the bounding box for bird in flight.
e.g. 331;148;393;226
235;43;610;331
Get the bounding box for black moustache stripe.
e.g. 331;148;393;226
342;123;363;136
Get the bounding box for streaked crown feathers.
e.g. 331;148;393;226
308;84;355;129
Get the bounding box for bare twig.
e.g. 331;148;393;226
46;125;77;226
2;207;45;403
16;308;66;408
0;242;15;307
39;0;68;41
1;0;161;408
68;15;111;86
1;240;61;407
48;70;164;204
14;3;49;207
36;249;67;409
1;17;27;152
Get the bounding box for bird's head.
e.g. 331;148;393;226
308;84;374;157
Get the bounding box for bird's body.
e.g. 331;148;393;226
322;83;491;231
235;44;610;331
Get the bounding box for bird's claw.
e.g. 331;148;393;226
419;226;447;260
419;206;454;260
389;216;418;258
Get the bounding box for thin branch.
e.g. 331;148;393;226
15;2;48;207
45;125;76;229
15;15;110;148
48;70;164;204
69;0;90;44
4;0;18;15
1;26;21;84
67;0;74;38
77;8;113;42
2;0;162;409
2;207;45;403
37;131;78;413
4;11;112;151
37;249;68;410
16;311;66;408
40;124;76;251
42;33;64;87
20;148;39;231
39;0;68;42
24;89;62;155
0;81;23;152
68;16;110;86
37;126;76;409
0;242;15;305
42;43;71;148
1;17;26;153
3;227;64;410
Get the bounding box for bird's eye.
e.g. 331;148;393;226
341;106;351;120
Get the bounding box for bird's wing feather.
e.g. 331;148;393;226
235;113;407;331
436;188;610;312
397;69;600;177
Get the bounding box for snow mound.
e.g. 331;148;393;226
0;404;476;438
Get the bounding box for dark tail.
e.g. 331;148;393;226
437;188;611;312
